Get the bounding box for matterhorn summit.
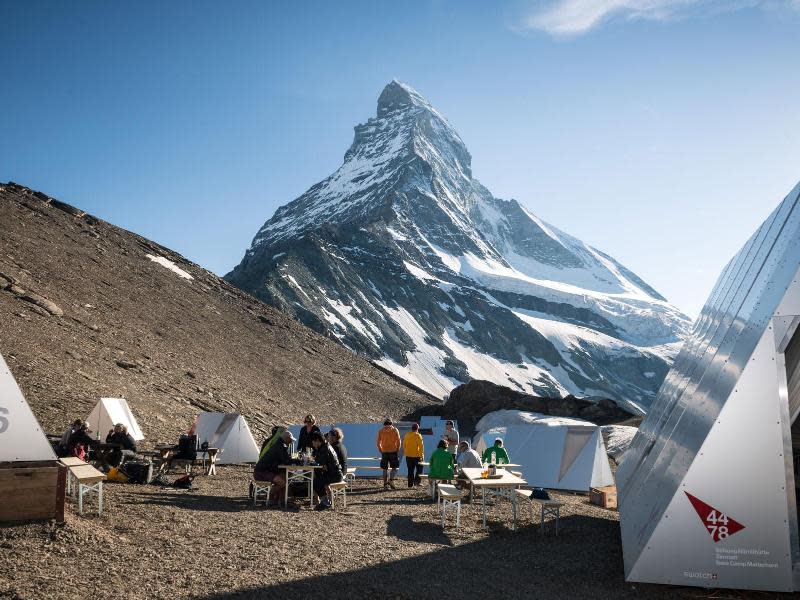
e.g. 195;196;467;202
227;81;691;411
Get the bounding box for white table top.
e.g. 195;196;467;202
348;457;381;461
461;467;526;488
279;464;323;470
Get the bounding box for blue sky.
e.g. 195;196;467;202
1;1;798;317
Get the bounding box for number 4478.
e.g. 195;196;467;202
706;510;730;540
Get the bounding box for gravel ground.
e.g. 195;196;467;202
1;466;787;600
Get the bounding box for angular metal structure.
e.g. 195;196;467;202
618;181;800;591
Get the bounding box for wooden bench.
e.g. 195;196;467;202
58;457;87;496
329;481;347;509
436;484;462;529
515;489;564;535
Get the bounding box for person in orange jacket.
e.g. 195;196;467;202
403;423;425;488
376;418;401;489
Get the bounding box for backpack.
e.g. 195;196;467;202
173;474;195;489
532;487;550;500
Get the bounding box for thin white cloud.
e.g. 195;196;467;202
520;0;794;36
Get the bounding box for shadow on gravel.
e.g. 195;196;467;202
193;515;681;600
129;492;249;512
385;515;454;546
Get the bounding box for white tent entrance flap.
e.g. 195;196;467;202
617;182;800;592
193;412;259;464
502;423;613;491
0;353;54;462
86;398;144;441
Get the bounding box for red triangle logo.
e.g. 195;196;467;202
685;492;745;542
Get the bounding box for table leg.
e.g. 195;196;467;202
511;489;517;532
284;470;289;508
310;470;315;507
78;485;84;515
98;483;104;516
482;488;487;529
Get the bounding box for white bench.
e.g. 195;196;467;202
516;489;564;535
329;481;347;508
437;483;462;529
344;467;357;489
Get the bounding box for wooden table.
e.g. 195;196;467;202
461;467;527;531
280;464;322;507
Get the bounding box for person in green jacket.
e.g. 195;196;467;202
481;438;510;465
427;439;454;498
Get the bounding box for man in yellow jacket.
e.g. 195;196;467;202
377;418;401;489
403;423;425;488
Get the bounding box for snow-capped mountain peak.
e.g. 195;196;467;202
227;81;691;412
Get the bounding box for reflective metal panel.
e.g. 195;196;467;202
618;181;800;576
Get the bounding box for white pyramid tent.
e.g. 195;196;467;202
85;398;144;441
502;423;613;491
0;353;55;462
192;412;259;464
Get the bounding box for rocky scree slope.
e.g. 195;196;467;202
227;81;691;412
0;182;435;443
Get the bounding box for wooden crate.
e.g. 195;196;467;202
0;460;66;522
590;485;617;509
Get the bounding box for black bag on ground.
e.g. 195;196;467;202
289;481;309;498
173;474;195;489
176;434;197;460
122;460;153;484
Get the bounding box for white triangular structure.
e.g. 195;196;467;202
501;423;613;491
192;412;259;464
618;182;800;592
0;353;55;462
85;398;144;441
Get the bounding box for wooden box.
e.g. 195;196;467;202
590;485;617;509
0;460;66;522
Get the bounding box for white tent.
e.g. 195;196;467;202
192;412;259;464
0;352;55;462
85;397;144;441
501;423;614;491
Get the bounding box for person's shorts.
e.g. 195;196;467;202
253;470;279;483
380;452;400;469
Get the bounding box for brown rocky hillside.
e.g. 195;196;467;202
0;182;436;444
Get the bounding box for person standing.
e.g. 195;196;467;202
297;414;321;455
403;423;425;487
443;420;459;458
376;418;401;489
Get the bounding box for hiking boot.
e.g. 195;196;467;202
314;501;331;511
388;480;397;490
408;481;413;488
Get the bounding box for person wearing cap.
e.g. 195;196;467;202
403;423;425;487
481;438;510;465
100;423;137;470
443;420;459;457
253;429;296;506
376;418;401;489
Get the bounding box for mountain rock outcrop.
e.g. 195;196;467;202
227;81;691;411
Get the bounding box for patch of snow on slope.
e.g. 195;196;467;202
146;254;193;280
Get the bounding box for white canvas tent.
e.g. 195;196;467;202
0;352;55;462
192;412;259;464
85;397;144;442
500;423;614;491
617;182;800;592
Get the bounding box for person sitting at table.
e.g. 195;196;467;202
376;418;401;490
253;429;297;507
297;414;321;456
102;423;137;469
428;439;454;493
481;438;510;465
57;418;84;457
328;427;347;474
403;423;424;488
309;431;343;511
67;422;95;461
456;440;482;470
